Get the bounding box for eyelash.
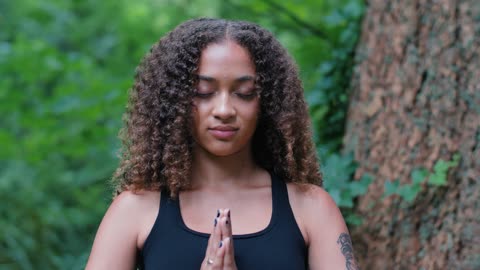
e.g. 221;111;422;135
236;92;257;100
195;92;214;98
194;91;257;100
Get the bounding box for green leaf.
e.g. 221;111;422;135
428;172;448;186
452;153;461;164
350;173;373;196
384;179;400;196
411;168;428;185
428;155;461;186
345;213;363;226
398;184;421;203
329;189;342;206
433;160;450;174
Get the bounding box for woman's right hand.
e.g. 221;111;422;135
201;209;237;270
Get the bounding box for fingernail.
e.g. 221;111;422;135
214;218;217;227
219;241;223;248
216;209;220;218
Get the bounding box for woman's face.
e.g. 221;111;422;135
191;40;260;157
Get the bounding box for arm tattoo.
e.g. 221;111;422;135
337;233;360;270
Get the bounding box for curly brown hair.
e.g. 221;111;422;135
112;18;322;197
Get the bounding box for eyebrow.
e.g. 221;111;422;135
197;75;255;82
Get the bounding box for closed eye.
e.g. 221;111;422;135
236;92;257;100
195;92;214;99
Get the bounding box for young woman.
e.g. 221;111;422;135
86;18;359;270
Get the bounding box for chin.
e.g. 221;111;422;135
193;137;251;157
206;147;241;157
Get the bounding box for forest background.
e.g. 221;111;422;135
1;0;478;269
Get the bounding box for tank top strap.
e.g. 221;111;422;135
270;173;299;229
159;189;178;222
270;173;289;210
141;189;176;257
160;189;170;206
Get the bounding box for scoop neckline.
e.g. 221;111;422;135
175;172;278;239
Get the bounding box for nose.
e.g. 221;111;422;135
212;92;236;120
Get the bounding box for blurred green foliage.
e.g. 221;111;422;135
0;0;364;268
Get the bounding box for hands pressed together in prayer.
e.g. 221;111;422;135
201;209;238;270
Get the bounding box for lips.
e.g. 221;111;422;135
208;126;238;139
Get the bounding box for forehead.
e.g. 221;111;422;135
197;40;255;77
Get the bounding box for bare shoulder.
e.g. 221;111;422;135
287;183;339;219
112;189;160;212
113;190;160;247
287;183;347;241
85;189;160;270
288;183;358;270
105;190;160;227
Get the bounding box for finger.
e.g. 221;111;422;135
205;209;221;260
219;209;235;268
222;237;236;267
219;209;232;241
205;216;217;258
212;239;226;269
218;208;227;235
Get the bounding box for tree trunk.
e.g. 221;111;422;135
344;0;480;269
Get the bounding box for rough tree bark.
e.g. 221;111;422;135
344;0;480;269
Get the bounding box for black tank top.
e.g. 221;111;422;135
139;173;308;269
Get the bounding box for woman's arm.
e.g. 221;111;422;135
85;191;154;270
300;185;360;270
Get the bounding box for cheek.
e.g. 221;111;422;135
191;103;210;136
192;103;203;121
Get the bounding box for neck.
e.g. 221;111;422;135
190;144;259;190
